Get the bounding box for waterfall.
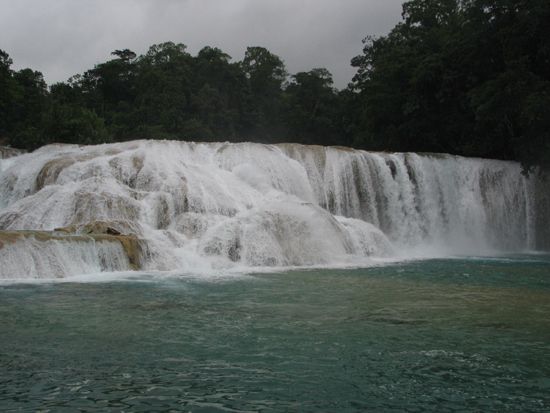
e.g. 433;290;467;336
0;141;545;278
0;232;131;279
281;146;539;253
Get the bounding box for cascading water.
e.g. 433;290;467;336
0;233;131;279
0;140;546;279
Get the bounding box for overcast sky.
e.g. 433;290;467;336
1;0;403;89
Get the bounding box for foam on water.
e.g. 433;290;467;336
0;140;546;279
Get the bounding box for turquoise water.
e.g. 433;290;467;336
1;256;550;412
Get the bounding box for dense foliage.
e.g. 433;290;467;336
0;43;347;149
350;0;550;171
1;0;549;171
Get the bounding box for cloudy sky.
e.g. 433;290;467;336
1;0;403;89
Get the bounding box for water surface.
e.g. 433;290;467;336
1;255;550;412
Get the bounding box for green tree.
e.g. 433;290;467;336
241;46;287;140
192;47;249;140
0;50;19;140
132;42;193;139
40;103;108;146
8;68;49;149
349;0;550;171
284;68;340;145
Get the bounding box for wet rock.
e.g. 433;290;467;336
55;220;139;236
0;146;25;159
35;158;76;190
0;229;143;270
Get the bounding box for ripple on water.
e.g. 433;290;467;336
1;257;550;411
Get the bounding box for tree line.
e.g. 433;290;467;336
1;0;548;171
0;44;346;150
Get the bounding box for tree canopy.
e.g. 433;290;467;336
350;0;550;171
1;0;548;172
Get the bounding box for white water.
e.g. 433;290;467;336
0;236;130;279
0;140;544;279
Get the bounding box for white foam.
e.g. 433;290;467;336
0;140;543;279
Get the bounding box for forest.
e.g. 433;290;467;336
1;0;549;172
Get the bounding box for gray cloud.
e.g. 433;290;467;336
0;0;403;89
